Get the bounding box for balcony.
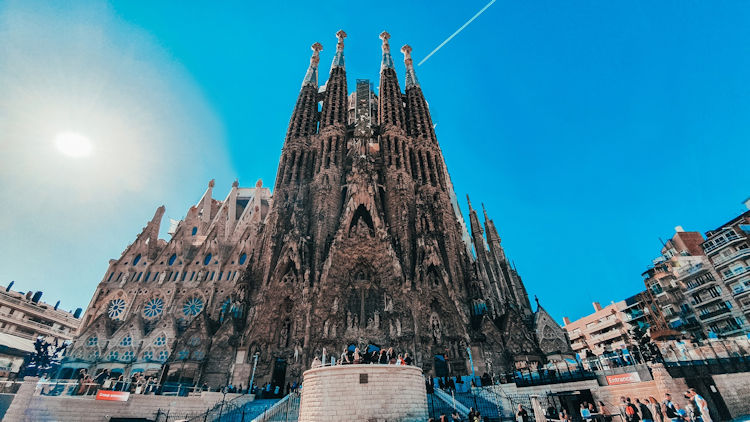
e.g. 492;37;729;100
704;232;742;254
733;284;750;298
713;248;750;268
698;307;731;321
723;267;750;282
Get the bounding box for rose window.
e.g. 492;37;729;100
107;298;127;319
182;297;204;317
143;298;164;318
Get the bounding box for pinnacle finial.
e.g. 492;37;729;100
208;179;215;188
401;45;419;87
232;179;239;188
303;42;323;88
466;194;473;211
380;31;394;71
331;30;346;70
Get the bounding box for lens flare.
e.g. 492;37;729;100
54;132;93;158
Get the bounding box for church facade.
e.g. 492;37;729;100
64;31;572;389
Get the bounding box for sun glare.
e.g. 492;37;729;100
54;132;93;158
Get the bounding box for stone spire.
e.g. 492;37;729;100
331;30;346;70
380;31;394;71
401;45;419;88
302;42;323;88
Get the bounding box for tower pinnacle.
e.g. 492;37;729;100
331;30;346;70
401;44;419;88
302;42;323;88
380;31;394;71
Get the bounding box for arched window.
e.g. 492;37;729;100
154;335;166;346
203;253;212;266
177;349;190;360
239;253;247;265
107;298;127;319
87;336;98;347
133;254;141;266
168;254;177;266
191;227;198;236
121;350;134;361
158;350;169;362
142;350;154;361
107;350;119;361
143;298;164;318
120;336;132;347
183;296;204;317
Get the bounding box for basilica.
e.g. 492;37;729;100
64;31;573;390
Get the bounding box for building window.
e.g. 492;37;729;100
168;254;177;266
107;273;114;282
107;298;127;319
142;350;153;361
210;271;215;281
239;253;247;265
145;272;151;282
122;350;134;361
193;350;205;360
218;271;223;281
203;254;212;266
154;335;166;346
183;297;204;317
177;349;190;360
143;298;164;318
158;350;169;362
188;335;201;347
87;336;98;346
190;271;195;281
107;350;119;361
133;254;141;266
191;227;198;236
120;336;132;346
181;272;187;281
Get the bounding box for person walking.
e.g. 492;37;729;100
648;397;663;422
663;394;682;422
625;397;641;422
637;398;653;422
517;404;530;422
687;388;710;422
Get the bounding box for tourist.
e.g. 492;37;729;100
396;353;405;365
648;397;663;422
404;352;413;366
438;377;445;389
546;404;558;420
451;410;462;421
340;349;351;365
581;403;592;421
517;404;529;422
625;397;641;422
311;355;322;368
370;348;379;364
387;347;394;362
378;349;388;364
559;408;571;422
439;413;448;422
353;347;362;364
637;398;653;422
663;394;682;422
619;397;629;421
687;388;710;422
674;403;687;421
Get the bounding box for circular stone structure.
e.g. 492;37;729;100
299;364;428;421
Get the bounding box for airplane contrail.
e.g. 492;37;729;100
418;0;497;66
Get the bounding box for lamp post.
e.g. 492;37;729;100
249;353;259;394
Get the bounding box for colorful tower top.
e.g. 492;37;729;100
331;30;346;70
401;44;419;88
302;42;323;88
380;31;394;71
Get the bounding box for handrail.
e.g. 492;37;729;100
434;388;470;417
252;391;299;422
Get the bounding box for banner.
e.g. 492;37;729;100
96;390;130;401
605;372;641;385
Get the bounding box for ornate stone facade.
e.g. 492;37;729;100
64;31;572;389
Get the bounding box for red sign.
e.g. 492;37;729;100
606;372;641;385
96;390;130;401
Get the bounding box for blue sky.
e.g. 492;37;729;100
1;0;748;323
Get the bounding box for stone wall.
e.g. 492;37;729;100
4;377;253;422
299;364;427;422
712;373;750;418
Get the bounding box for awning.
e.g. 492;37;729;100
0;332;36;355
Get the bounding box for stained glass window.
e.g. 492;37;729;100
108;298;127;319
158;350;169;362
90;350;99;360
120;336;132;346
107;350;119;361
133;254;141;266
154;335;166;346
122;350;134;361
87;336;98;346
142;350;153;360
168;254;177;266
183;297;204;317
177;349;190;360
143;298;164;318
203;253;212;265
239;253;247;265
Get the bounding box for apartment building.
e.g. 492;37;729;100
563;301;631;359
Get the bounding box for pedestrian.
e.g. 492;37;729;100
625;398;641;422
599;401;613;422
404;352;413;366
637;398;653;422
648;397;663;422
517;404;530;422
687;388;710;422
663;393;681;422
581;403;592;421
452;410;462;421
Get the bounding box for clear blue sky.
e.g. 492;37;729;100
1;0;748;323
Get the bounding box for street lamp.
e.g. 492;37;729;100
249;353;260;394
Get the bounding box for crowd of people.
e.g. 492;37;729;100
541;390;712;422
311;346;414;367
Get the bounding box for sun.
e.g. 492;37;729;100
54;132;93;158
